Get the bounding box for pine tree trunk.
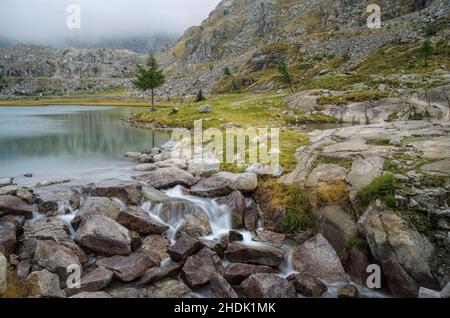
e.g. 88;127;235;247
151;89;155;111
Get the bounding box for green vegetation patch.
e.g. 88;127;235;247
355;174;397;209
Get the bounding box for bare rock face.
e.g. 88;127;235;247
90;181;142;205
224;243;285;267
306;164;347;188
168;232;203;262
210;273;238;298
96;253;159;282
0;195;33;219
358;206;438;297
117;206;169;234
74;214;131;256
287;272;327;298
26;269;66;298
181;248;223;290
135;167;200;189
223;263;275;285
228;191;246;229
241;273;296;298
292;234;347;284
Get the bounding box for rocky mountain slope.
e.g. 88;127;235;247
157;0;449;97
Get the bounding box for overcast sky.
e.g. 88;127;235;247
0;0;222;44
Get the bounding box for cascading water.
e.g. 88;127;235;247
141;185;389;298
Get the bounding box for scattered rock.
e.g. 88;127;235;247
223;263;275;285
244;198;259;231
135;167;199;189
155;159;187;170
146;278;192;298
139;234;170;260
292;234;347;284
440;282;450;298
228;230;243;243
241;273;296;298
199;105;213;113
287;272;327;297
33;240;81;284
34;190;80;216
74;214;131;256
224;243;285;267
117;206;169;235
109;288;142;298
418;287;441;298
0;252;6;294
346;156;384;189
0;178;13;188
0;195;33;219
139;262;182;286
181;248;223;290
228;191;245;229
96;253;159;282
0;221;17;255
26;269;66;298
23;173;33;178
134;163;158;172
253;229;285;247
70;291;111;298
66;267;113;296
337;284;358;298
210;273;238;298
72;197;120;226
168;232;203;262
175;212;212;239
90;181;142;205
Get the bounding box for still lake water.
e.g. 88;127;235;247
0;106;170;184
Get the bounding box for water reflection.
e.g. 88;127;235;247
0;106;170;180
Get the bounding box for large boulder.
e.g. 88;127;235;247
90;181;142;205
23;218;70;244
0;178;13;188
33;240;81;284
190;176;232;197
223;263;275;285
72;197;120;226
181;248;223;290
313;205;358;259
306;164;347;188
0;195;33;219
135;167;199;189
241;273;296;298
117;206;169;235
34;190;80;216
96;253;159;282
175;212;212;239
139;262;182;286
358;207;438;297
224;243;285;267
287;272;327;297
244;198;259;231
228;191;245;229
168;232;203;262
210;273;238;298
26;269;66;298
74;214;131;256
292;234;347;284
66;267;113;296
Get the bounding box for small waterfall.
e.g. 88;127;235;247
55;200;77;237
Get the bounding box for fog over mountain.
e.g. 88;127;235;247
0;0;221;52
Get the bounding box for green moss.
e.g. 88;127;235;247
283;209;314;234
355;174;397;208
419;175;449;188
346;233;369;251
368;138;391;146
